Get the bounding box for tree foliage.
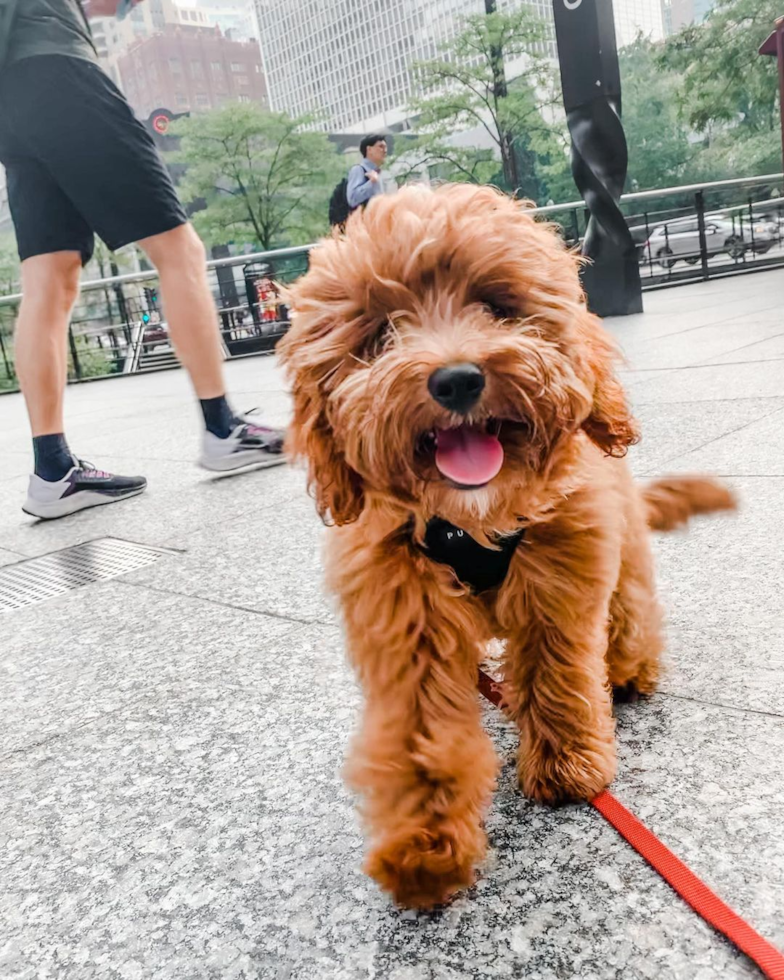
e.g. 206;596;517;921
173;105;344;251
660;0;780;174
619;38;695;190
395;6;567;203
0;235;19;297
398;0;782;206
0;235;19;388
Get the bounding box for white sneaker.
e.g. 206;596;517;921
199;413;287;472
23;461;147;520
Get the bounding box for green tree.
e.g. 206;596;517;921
0;235;19;389
172;104;344;250
660;0;780;173
619;37;695;190
394;4;565;203
0;234;19;296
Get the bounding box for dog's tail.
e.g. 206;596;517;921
642;476;737;532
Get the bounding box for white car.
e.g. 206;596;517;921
642;217;776;269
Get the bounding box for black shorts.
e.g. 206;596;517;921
0;55;188;265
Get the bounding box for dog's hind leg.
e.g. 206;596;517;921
607;512;664;702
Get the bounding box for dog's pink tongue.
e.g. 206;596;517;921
435;426;504;486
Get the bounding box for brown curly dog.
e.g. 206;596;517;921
278;184;735;910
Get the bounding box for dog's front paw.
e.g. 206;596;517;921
519;740;616;805
366;824;483;909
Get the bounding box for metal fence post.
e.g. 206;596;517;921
109;259;132;347
695;190;710;281
0;328;13;382
662;222;671;275
68;325;82;380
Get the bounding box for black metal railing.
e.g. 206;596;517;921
0;244;311;394
535;172;784;287
1;173;782;395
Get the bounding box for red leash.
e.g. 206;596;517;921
477;668;784;980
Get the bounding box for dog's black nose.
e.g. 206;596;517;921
428;363;485;414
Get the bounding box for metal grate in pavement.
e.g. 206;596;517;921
0;538;168;613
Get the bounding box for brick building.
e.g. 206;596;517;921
118;24;267;120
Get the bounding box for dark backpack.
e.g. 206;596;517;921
328;178;351;228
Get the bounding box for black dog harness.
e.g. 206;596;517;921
420;518;525;593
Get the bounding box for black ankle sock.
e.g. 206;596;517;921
200;395;238;439
33;433;74;482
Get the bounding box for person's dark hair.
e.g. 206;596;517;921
360;134;387;157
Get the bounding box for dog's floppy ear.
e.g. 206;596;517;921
575;308;640;457
278;294;365;526
286;391;364;526
278;238;369;524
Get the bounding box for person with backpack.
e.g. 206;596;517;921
329;134;388;228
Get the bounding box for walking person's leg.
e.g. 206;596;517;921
138;223;285;470
14;252;148;518
0;156;148;519
138;225;225;400
1;56;284;519
17;252;142;503
15;252;81;441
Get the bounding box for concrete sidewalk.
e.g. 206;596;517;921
1;269;782;980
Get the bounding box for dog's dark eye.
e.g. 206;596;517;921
362;324;389;359
484;301;514;320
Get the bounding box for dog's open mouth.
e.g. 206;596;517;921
419;422;505;488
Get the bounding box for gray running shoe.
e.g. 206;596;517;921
200;411;286;472
23;460;147;520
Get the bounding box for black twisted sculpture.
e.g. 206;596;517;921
553;0;642;316
569;99;631;254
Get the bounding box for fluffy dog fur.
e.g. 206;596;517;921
278;184;735;910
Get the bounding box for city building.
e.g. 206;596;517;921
190;1;260;43
101;0;258;87
100;0;179;85
90;16;111;61
692;0;716;20
254;0;665;135
117;23;267;119
662;0;715;34
253;0;555;135
612;0;664;47
661;0;673;35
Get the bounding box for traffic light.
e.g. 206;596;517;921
145;108;190;149
142;312;151;324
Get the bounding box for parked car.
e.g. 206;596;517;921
142;322;168;352
748;218;779;254
752;207;784;232
641;217;776;269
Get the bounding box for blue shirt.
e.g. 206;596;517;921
346;159;384;210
